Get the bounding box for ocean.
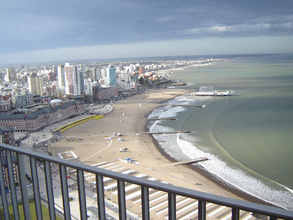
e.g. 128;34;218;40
147;54;293;210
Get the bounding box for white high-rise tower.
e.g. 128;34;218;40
64;63;84;96
28;73;42;95
57;64;65;92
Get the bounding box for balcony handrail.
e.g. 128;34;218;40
1;143;293;219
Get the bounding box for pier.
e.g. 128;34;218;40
160;157;209;167
170;104;206;108
146;130;192;135
148;117;177;121
173;157;209;166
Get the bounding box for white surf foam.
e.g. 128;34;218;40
148;95;293;210
148;105;185;119
176;134;293;210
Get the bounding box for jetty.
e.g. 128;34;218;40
161;157;209;167
170;104;206;108
148;117;177;121
146;130;192;135
173;157;208;166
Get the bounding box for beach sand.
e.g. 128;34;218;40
50;88;242;201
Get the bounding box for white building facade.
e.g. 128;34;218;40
28;73;42;95
57;64;65;93
100;65;116;88
64;63;84;96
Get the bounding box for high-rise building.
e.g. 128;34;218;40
43;82;57;97
57;64;65;92
100;65;116;88
64;63;75;95
28;73;42;95
107;65;116;87
4;68;16;82
95;68;101;81
64;63;84;96
48;71;56;81
76;71;84;96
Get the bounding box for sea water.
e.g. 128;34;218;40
147;54;293;210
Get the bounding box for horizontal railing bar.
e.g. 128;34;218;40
1;143;293;219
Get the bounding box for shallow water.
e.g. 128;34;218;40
148;54;293;209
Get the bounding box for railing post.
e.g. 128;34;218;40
0;155;10;220
232;207;240;220
7;151;20;219
77;169;87;220
30;157;43;220
168;192;176;220
141;186;150;220
198;200;206;220
44;160;56;220
60;165;71;220
18;153;31;220
96;174;106;220
117;180;126;220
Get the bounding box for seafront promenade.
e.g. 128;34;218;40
19;104;113;149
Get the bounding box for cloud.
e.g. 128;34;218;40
210;26;232;32
1;35;293;64
185;25;234;34
184;15;293;36
0;0;293;59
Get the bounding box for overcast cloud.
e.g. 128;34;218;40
1;0;293;63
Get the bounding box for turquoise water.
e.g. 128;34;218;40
151;54;293;209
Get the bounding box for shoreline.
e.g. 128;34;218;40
49;87;284;212
50;89;241;196
147;122;272;206
145;91;289;210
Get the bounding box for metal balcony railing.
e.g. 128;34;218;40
0;143;293;220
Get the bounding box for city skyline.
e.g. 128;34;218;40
1;0;293;64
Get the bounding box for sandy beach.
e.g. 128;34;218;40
50;88;244;201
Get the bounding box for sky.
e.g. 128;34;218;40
1;0;293;64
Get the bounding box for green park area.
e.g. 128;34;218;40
0;200;63;220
